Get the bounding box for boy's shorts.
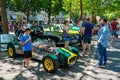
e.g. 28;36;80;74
24;50;32;58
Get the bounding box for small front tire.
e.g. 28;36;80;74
42;56;59;73
8;45;16;58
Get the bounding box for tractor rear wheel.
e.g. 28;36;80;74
8;45;16;58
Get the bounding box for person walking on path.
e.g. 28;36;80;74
97;19;110;68
80;18;94;56
20;28;32;70
110;18;119;41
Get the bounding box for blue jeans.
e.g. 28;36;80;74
98;44;107;65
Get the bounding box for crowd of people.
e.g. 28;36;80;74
7;21;38;36
0;17;120;70
62;17;120;69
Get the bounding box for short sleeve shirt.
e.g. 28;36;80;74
110;21;118;30
82;22;94;37
20;34;32;51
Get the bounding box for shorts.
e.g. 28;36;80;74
63;38;71;41
24;50;32;58
111;30;117;36
83;36;91;43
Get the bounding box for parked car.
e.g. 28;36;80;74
69;24;79;35
42;24;51;31
6;34;79;73
30;25;79;47
51;24;64;32
0;34;15;51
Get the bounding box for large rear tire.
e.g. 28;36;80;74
42;56;59;73
8;45;16;58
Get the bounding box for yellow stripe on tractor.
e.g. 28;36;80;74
61;48;77;65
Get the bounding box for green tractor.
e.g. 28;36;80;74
6;34;80;73
42;47;80;73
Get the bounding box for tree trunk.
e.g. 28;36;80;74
1;0;8;34
26;0;30;22
48;11;51;25
91;11;95;23
47;0;52;25
26;11;30;22
80;0;83;18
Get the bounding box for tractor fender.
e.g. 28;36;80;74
7;42;15;50
70;47;79;52
43;54;58;61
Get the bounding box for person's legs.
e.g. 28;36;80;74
24;51;32;69
81;36;84;50
87;44;91;54
64;38;70;48
114;30;118;40
112;30;117;40
103;47;107;65
87;37;92;54
78;34;82;45
65;41;70;48
98;44;104;65
82;36;87;54
82;43;87;54
25;58;30;69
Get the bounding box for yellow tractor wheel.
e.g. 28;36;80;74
8;45;16;58
42;56;59;73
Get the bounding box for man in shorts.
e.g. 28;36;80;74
110;18;119;40
81;18;94;56
20;28;32;70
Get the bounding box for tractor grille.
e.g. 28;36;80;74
69;56;76;63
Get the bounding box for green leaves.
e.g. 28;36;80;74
6;0;120;22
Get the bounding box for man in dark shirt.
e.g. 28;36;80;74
110;18;118;40
81;18;94;56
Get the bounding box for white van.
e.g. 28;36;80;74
29;15;44;25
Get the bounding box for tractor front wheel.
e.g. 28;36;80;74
42;56;59;73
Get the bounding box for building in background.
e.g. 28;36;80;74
0;8;64;25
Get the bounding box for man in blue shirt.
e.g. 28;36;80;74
97;19;110;68
81;18;94;56
20;28;32;70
